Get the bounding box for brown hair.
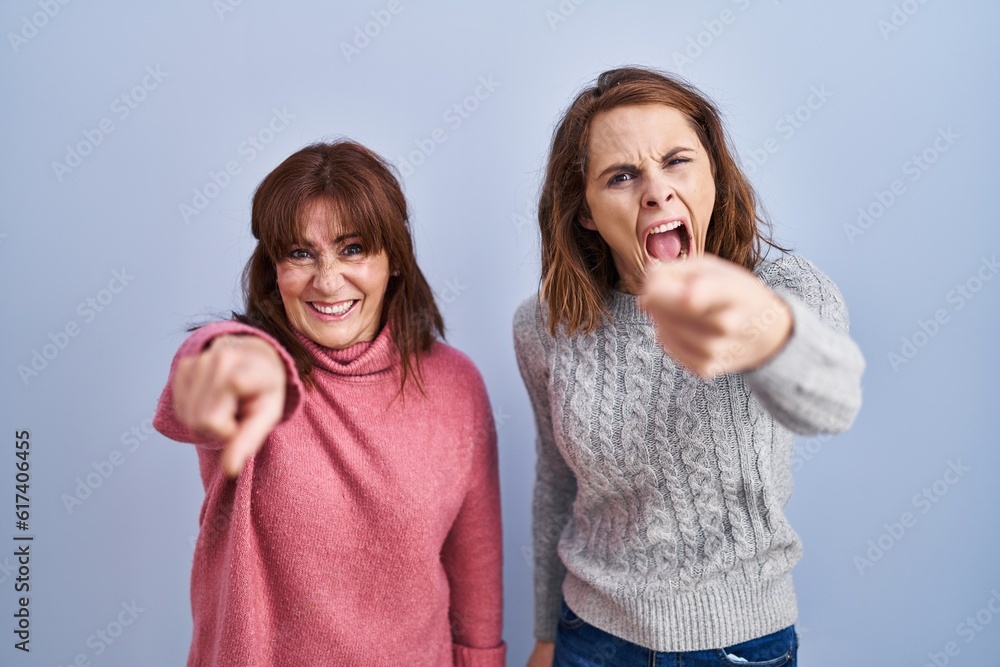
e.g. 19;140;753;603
234;140;443;389
539;65;786;335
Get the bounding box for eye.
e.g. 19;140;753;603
342;242;365;257
665;157;691;167
288;248;312;261
607;172;634;186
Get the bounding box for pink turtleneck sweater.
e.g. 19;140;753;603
153;321;506;666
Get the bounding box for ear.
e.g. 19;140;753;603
578;202;598;231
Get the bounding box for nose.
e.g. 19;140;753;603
312;257;344;294
641;172;674;209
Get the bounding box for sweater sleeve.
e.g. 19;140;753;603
743;254;865;435
513;297;577;643
152;320;305;448
439;364;506;667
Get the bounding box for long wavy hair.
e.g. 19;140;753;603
539;65;786;335
234;140;443;389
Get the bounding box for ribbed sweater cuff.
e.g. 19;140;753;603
746;292;830;386
744;291;863;433
176;321;305;424
534;585;561;642
452;641;506;667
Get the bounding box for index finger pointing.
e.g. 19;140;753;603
220;398;282;478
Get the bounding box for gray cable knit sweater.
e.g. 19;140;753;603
513;253;865;651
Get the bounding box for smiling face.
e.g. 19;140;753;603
275;199;391;349
582;104;717;293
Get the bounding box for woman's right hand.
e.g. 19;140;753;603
526;640;554;667
172;334;287;477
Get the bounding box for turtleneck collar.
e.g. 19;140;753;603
293;324;399;381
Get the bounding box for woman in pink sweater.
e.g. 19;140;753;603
154;141;506;666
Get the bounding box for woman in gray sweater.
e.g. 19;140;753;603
516;66;865;667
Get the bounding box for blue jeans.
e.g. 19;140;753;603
553;599;797;667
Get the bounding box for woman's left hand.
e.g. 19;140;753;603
639;254;793;378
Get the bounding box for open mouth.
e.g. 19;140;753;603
644;220;690;263
309;300;358;318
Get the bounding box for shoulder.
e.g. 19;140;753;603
513;294;545;333
755;252;830;286
418;341;489;395
511;295;558;389
513;294;553;352
414;341;494;426
755;253;843;300
755;252;851;331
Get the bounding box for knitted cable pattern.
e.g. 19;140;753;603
516;253;865;650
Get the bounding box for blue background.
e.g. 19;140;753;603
2;1;998;665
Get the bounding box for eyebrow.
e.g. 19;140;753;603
297;232;361;248
594;147;696;179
